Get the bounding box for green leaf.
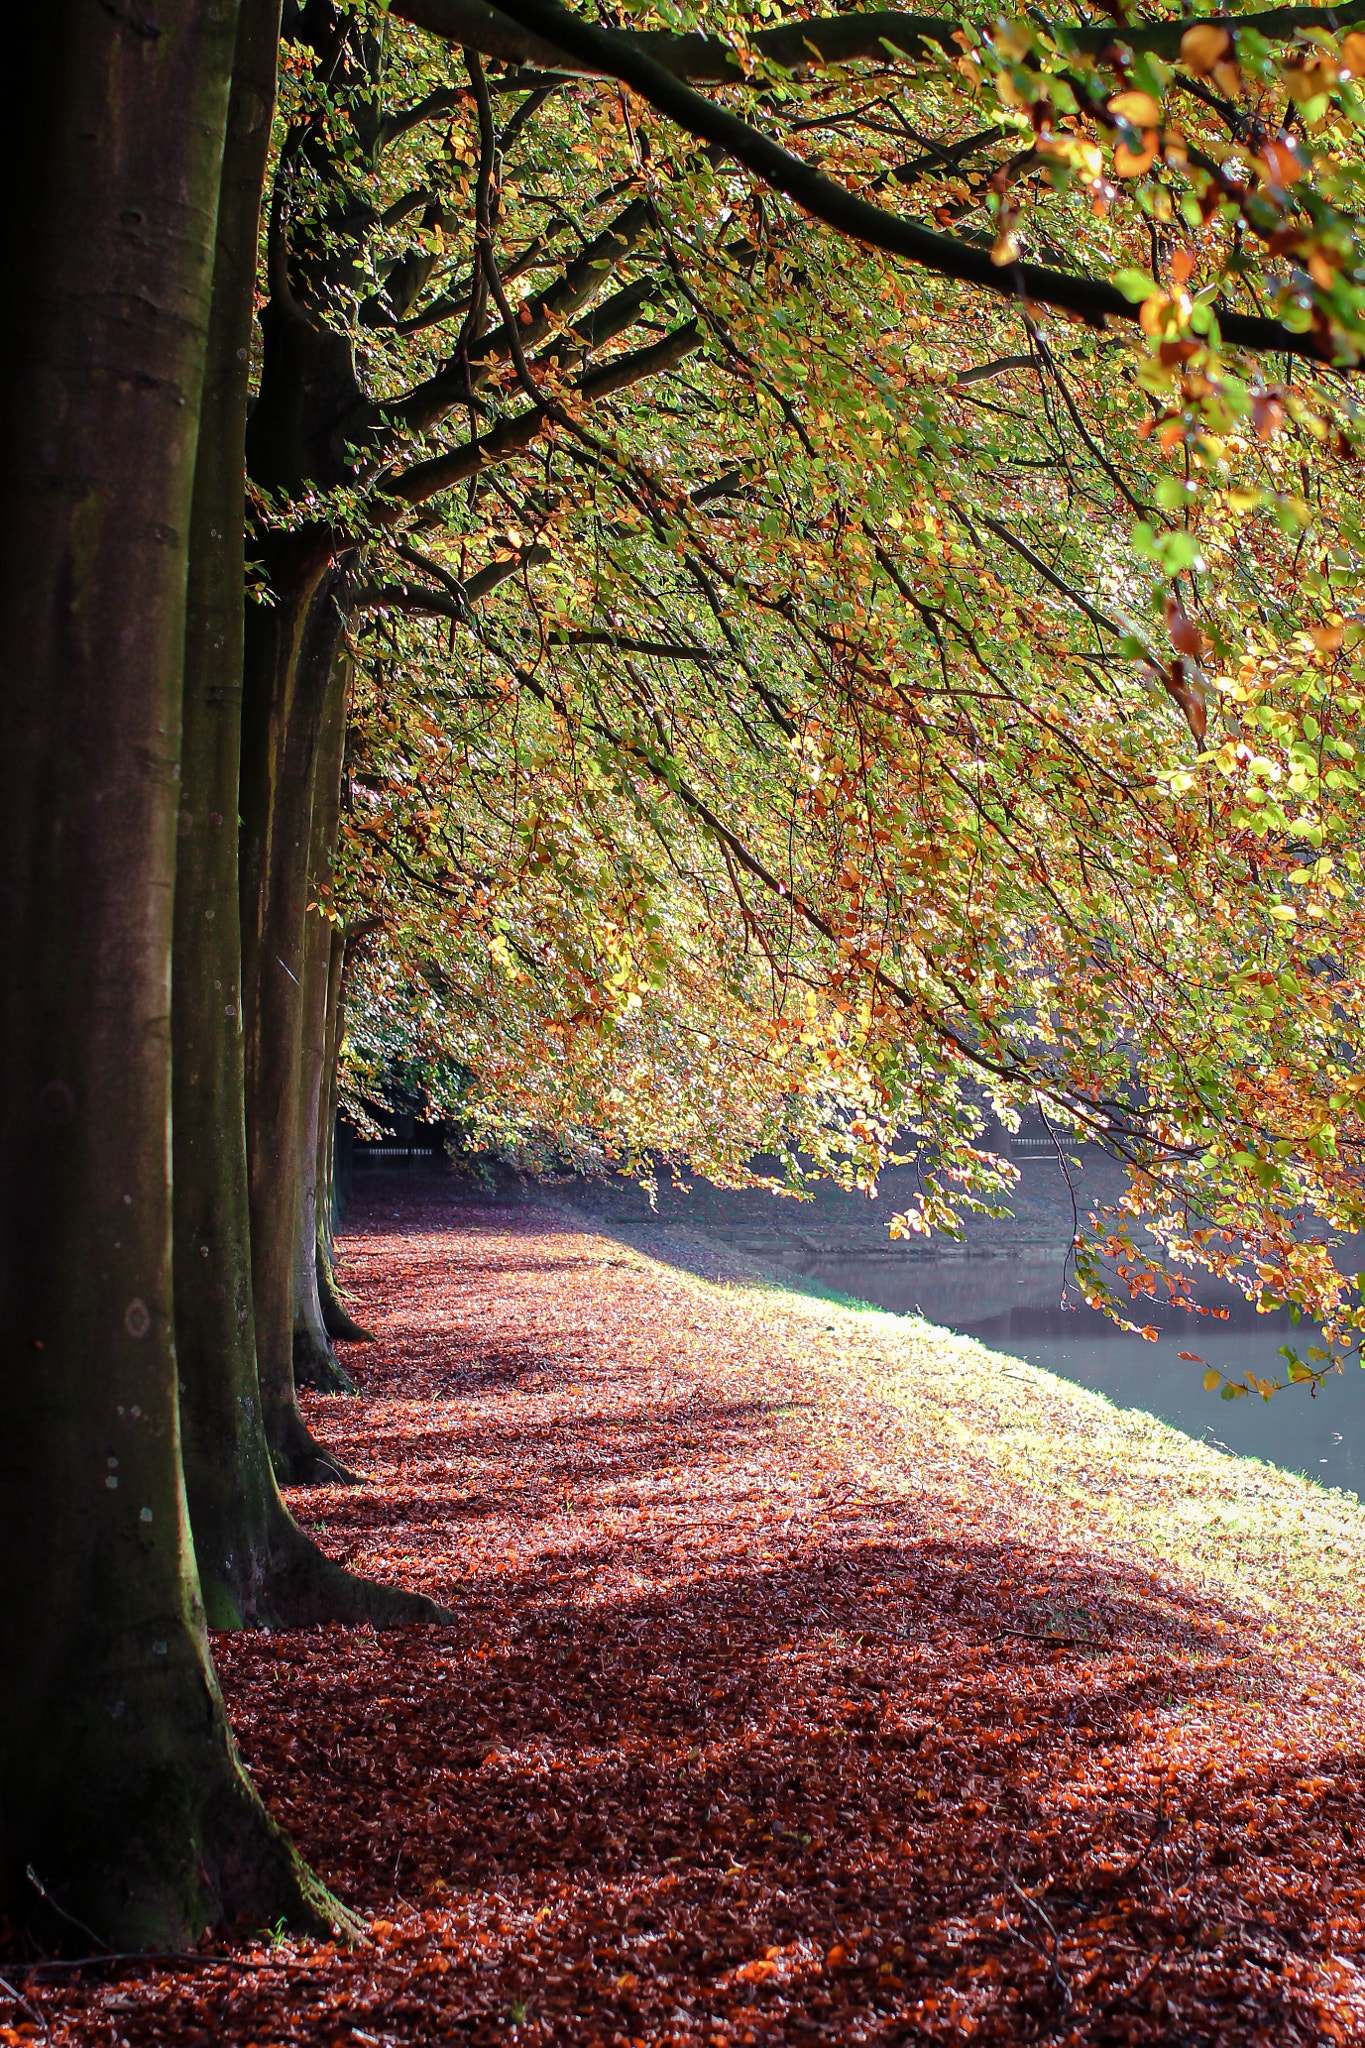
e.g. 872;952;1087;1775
1114;268;1162;303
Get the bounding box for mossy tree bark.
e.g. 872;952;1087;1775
318;921;378;1337
173;0;438;1625
239;118;375;1475
0;0;349;1947
173;0;288;1620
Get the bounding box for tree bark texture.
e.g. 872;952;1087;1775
314;926;377;1339
314;927;376;1338
0;0;345;1947
292;648;359;1391
239;550;353;1480
174;0;290;1624
172;0;433;1627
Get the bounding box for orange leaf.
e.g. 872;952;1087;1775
1252;392;1284;439
1258;138;1307;187
1180;22;1232;74
1165;594;1206;657
1114;133;1158;178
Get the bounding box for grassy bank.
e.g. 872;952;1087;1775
576;1207;1365;1685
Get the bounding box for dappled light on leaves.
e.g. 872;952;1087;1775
249;0;1365;1380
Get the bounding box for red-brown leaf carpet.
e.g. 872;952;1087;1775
14;1188;1365;2045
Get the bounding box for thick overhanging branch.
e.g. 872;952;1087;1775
580;320;701;400
548;632;722;665
371;196;651;443
389;0;1365;82
354;542;552;616
383;402;550;506
398;0;1356;361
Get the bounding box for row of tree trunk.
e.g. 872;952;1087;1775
1;0;443;1949
2;0;706;1950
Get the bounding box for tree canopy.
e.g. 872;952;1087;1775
298;0;1365;1389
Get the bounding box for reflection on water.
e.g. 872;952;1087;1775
789;1246;1364;1492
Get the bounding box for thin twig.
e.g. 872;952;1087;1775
25;1867;109;1954
1003;1872;1072;2008
992;1627;1112;1649
13;1952;314;1978
0;1972;50;2037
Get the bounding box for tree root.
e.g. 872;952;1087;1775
262;1513;455;1628
292;1325;358;1395
268;1408;365;1488
200;1777;367;1947
7;1646;366;1952
318;1242;375;1342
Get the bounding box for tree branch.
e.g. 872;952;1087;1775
436;0;1343;361
580;320;702;400
382;320;702;505
391;0;1365;83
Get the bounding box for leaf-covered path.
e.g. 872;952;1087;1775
22;1189;1365;2044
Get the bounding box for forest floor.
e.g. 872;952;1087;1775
17;1182;1365;2046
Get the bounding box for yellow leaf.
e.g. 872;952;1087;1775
1204;1368;1221;1391
1110;90;1161;125
1138;290;1173;335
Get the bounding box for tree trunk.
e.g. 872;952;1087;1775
294;903;354;1385
293;648;360;1389
319;924;347;1246
173;0;436;1628
239;552;357;1480
334;1114;358;1222
0;0;347;1947
315;923;376;1335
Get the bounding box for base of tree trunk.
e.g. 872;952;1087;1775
269;1407;365;1488
293;1325;359;1395
4;1612;368;1950
318;1240;375;1341
259;1510;454;1628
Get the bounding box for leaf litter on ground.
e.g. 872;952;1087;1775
11;1185;1365;2045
